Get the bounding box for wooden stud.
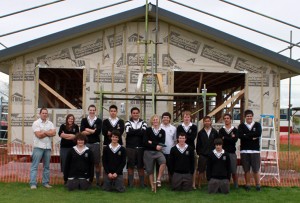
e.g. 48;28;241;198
39;79;76;109
206;89;245;119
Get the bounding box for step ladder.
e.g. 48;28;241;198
260;114;280;183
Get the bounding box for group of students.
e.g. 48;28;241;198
29;105;262;194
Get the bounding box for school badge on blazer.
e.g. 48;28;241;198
118;151;121;156
186;151;189;155
223;156;226;160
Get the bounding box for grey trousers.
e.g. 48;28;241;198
102;174;125;192
171;173;193;191
66;179;91;191
208;178;230;194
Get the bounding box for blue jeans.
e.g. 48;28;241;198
29;147;51;186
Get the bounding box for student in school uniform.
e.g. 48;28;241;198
102;104;125;146
218;113;239;188
196;115;219;188
206;138;231;194
80;104;102;186
143;114;166;191
125;107;147;188
64;133;94;191
169;132;195;191
176;110;197;189
102;130;126;192
238;109;262;191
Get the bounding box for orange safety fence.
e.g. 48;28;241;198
0;143;64;185
0;142;299;187
280;134;300;146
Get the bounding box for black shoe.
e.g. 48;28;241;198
245;185;250;191
256;186;261;191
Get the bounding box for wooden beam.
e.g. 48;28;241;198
136;73;164;93
205;89;245;119
156;73;164;93
40;90;55;108
94;91;217;97
225;93;244;114
39;79;76;109
82;67;87;115
198;73;203;93
224;86;239;101
217;91;244;122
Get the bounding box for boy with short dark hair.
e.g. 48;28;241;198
176;110;197;189
80;104;102;186
206;138;231;194
169;133;194;191
238;109;262;191
196;116;219;188
64;133;94;191
102;130;126;192
218;113;239;188
102;104;125;146
125;107;147;187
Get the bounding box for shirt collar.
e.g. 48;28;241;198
182;122;192;127
213;149;225;159
73;145;89;155
223;125;234;133
176;143;188;153
245;121;255;130
88;116;97;122
109;143;121;153
38;118;48;123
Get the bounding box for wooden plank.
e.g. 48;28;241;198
206;89;245;118
136;73;164;93
22;56;25;147
156;73;164;93
7;64;13;143
94;91;217;97
82;67;86;115
136;73;144;92
40;90;55;108
39;79;76;109
225;92;244;114
198;73;203;93
224;86;239;101
217;91;244;122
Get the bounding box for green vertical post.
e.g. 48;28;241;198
202;84;207;117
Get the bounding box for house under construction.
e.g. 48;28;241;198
0;4;300;152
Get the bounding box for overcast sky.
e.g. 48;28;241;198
0;0;299;107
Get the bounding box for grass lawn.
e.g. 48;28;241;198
0;182;299;203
